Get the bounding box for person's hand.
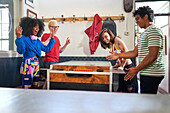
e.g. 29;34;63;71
113;60;120;68
124;67;138;81
65;37;70;45
113;64;119;68
50;28;55;38
118;67;124;70
15;26;22;38
106;52;119;60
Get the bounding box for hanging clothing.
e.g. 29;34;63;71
102;19;117;37
85;14;102;54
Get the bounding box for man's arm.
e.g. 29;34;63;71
59;43;68;53
134;46;159;72
59;37;70;53
124;46;160;81
106;45;138;60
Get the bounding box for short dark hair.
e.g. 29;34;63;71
98;28;115;49
133;6;154;22
19;17;45;37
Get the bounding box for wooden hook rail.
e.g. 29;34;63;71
41;15;125;22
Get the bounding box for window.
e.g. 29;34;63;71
0;0;14;51
0;4;10;51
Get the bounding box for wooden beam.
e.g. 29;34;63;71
41;15;125;22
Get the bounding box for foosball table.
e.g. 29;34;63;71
43;61;125;92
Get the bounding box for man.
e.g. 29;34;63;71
41;20;70;89
41;20;70;68
106;6;165;94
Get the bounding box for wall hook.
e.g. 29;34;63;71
84;15;87;20
121;14;124;21
61;15;65;24
42;16;44;22
73;15;76;23
52;16;55;20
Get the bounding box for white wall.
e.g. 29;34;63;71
13;0;22;50
35;0;135;56
13;0;39;50
21;0;39;17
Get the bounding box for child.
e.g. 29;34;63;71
99;28;138;93
15;17;55;89
41;20;70;68
41;20;70;89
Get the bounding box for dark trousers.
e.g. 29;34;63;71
43;61;57;69
140;75;164;94
117;63;138;93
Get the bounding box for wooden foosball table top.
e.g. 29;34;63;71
53;61;111;66
51;61;112;72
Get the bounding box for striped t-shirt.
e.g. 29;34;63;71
138;24;165;76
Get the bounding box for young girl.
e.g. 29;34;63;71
15;17;55;89
99;28;138;93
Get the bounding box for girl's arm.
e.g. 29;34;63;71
41;38;55;53
15;26;25;54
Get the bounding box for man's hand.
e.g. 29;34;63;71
15;26;22;38
59;37;70;53
124;67;138;81
50;28;55;38
106;52;119;60
65;37;70;45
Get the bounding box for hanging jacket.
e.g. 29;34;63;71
102;18;117;36
85;14;102;54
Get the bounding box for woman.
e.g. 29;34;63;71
99;28;138;93
15;17;55;89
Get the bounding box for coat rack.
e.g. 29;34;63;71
41;14;125;22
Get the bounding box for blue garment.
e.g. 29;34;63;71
15;36;55;59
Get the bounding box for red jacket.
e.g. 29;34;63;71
85;14;102;54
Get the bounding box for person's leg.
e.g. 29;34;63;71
42;61;57;89
20;59;32;89
127;75;138;93
43;61;51;68
117;74;122;92
140;75;164;94
42;61;50;89
31;58;40;89
124;63;138;93
21;74;32;89
43;61;57;68
117;74;128;92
